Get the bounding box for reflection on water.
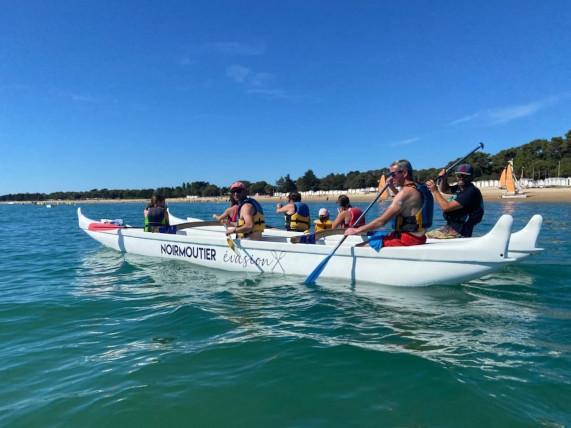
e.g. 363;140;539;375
74;246;546;377
501;201;517;215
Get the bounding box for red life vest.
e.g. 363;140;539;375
348;207;365;227
340;206;365;228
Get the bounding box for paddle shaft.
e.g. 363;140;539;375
89;220;223;231
303;182;391;284
175;220;223;230
435;142;484;182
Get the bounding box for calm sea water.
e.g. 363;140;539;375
1;201;570;427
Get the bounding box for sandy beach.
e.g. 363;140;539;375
5;186;570;205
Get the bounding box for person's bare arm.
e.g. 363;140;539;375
345;192;406;235
426;180;463;213
227;204;255;235
331;210;347;229
213;206;233;222
386;176;398;195
276;202;294;214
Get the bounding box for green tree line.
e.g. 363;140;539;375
2;130;570;202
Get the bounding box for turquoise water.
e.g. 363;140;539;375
1;201;570;427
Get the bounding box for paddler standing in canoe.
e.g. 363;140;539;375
344;159;431;249
225;181;265;240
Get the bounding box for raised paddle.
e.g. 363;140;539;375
435;142;484;183
303;142;485;285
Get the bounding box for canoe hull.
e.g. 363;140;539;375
82;228;503;287
79;208;521;287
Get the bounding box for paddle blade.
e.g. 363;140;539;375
304;253;333;285
227;238;240;255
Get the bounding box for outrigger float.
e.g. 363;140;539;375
78;208;543;287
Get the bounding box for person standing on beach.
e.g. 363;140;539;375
144;194;170;232
425;163;484;238
331;195;365;229
225;182;265;240
276;192;310;232
344;160;429;248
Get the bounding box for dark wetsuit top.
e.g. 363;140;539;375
443;182;484;237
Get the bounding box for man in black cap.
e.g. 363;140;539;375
425;163;484;238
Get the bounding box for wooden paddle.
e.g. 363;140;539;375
304;142;485;285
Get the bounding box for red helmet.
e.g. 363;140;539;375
229;181;246;191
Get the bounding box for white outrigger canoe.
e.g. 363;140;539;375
167;211;543;262
78;208;543;287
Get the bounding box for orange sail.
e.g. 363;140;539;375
499;167;507;188
505;162;516;193
378;174;388;200
501;160;526;198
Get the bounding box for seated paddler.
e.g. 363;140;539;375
276;191;310;232
313;208;333;233
425;163;484;239
144;194;170;232
225;181;265;240
213;195;238;224
331;195;365;229
344;159;433;249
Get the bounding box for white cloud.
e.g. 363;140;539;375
203;41;266;56
449;92;571;126
177;56;196;66
53;89;97;103
448;113;480;126
225;64;296;101
487;101;544;124
390;137;420;147
246;88;300;101
226;65;251;83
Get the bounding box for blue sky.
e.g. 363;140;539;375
1;0;570;194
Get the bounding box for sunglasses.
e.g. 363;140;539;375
230;189;243;194
388;170;402;178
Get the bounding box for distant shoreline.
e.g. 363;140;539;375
2;187;571;205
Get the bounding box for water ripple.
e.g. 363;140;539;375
1;203;570;427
